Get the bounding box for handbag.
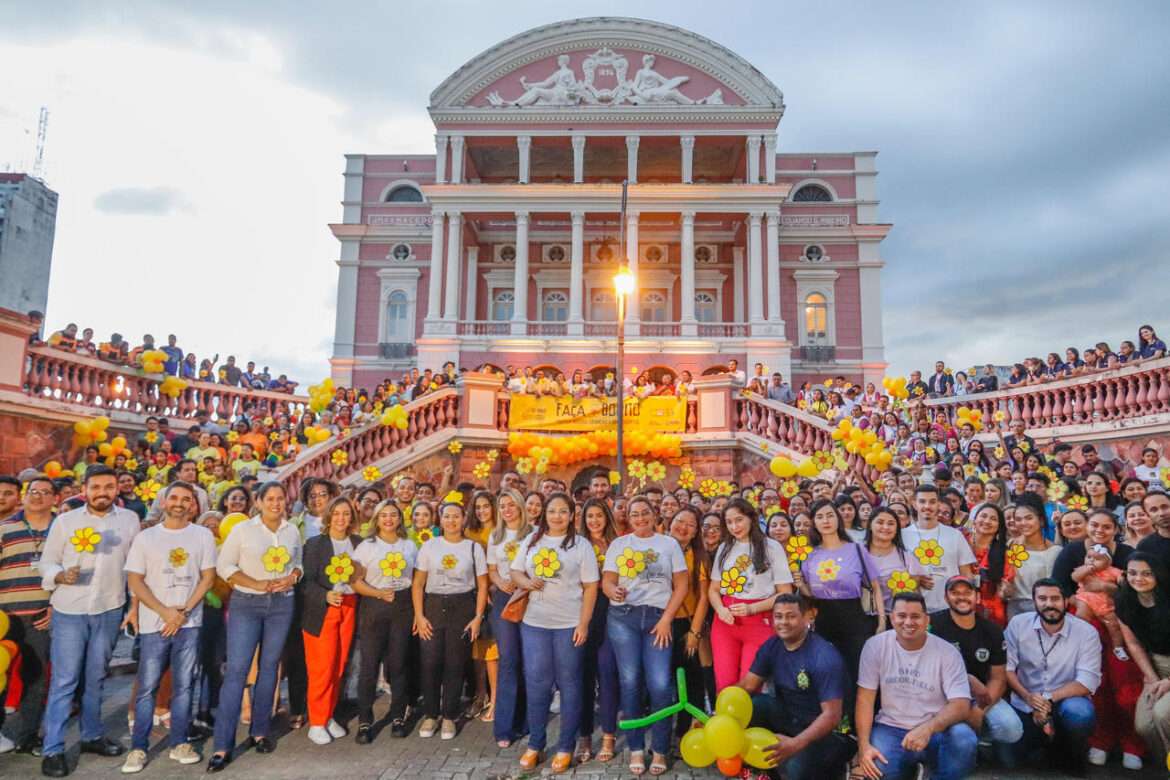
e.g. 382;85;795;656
854;543;877;615
501;589;529;623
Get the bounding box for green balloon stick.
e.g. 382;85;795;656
619;668;708;730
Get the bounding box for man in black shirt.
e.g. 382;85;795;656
931;576;1022;754
1137;492;1170;566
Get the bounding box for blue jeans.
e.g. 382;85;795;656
521;623;583;753
869;721;978;780
997;696;1095;769
213;592;295;753
581;596;618;736
489;588;526;743
606;604;674;754
132;628;199;750
981;698;1024;746
42;608;122;757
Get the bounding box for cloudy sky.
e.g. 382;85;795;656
2;1;1167;383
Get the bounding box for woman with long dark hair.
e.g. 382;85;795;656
968;503;1012;627
1117;553;1170;763
666;506;709;735
864;507;918;613
578;497;619;763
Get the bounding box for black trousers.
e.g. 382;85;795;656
1;612;50;744
282;592;308;718
420;592;475;720
749;694;856;780
356;593;414;724
670;617;705;736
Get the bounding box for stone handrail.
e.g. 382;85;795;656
22;345;309;422
922;356;1170;432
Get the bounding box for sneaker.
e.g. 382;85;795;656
307;726;333;745
169;743;201;765
418;718;438;738
326;719;347;739
550;690;561;714
440;719;457;740
1122;752;1143;770
121;749;147;774
390;719;408;738
0;734;14;754
1087;747;1108;766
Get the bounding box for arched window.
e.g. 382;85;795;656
385;291;410;341
641;291;668;322
542;291;568;322
804;293;828;344
492;290;515;321
386;185;423;203
792;184;832;202
591;290;616;321
695;291;718;323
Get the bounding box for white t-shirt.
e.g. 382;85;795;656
352;535;416;591
417;536;487;595
1135;464;1160;486
712;537;794;601
487;527;523;581
602;532;687;609
511;532;599;630
901;523;977;612
328;536;357;594
857;631;971;731
124;523;217;635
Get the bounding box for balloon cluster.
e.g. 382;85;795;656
380;404;408;429
159;376;188;398
44;460;64;478
73;415;111;447
832;418;893;471
881;375;910;400
302;425;332;445
140;350;169;374
955;406;985;431
768;455;821;480
307;378;336;414
679;687;777;775
0;610;15;695
507;430;683;466
98;435;131;465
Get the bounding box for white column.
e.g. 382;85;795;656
449;135;465;184
517;135;531;184
568;211;585;335
746;136;761;184
680;211;696;336
625;210;640;331
626;135;639;184
765;209;783;333
511;212;529;335
747;212;764;326
571;135;586;183
763;133;777;184
425;210;445;325
732;246;745;323
332;246;359;358
858;241;886;382
464;246;479;321
680;135;695;184
442;212;462;325
434;135;448;184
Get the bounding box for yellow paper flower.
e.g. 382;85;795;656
516;457;533;475
136;480;162;501
760;442;769;453
720;567;747;595
886;570;918;593
327;554;355;584
534;457;549;475
993;446;1006;459
442;490;464;505
533;548;562;578
70;526;102;554
786;535;812;565
593;543;605;565
1065;494;1088;510
765;504;781;518
331;450;349;467
780;479;799;498
168;548;189;568
414;528;433;544
615;547;646;579
226;431;239;444
994;410;1007;423
269;432;280;441
811;450;835;472
824;378;834;388
645;461;666;482
608;470;621;486
677;466;695;489
485;449;500;462
473;462;491;480
914;539;945;567
1046;481;1069;502
262;545;290;573
380;551;406;578
873;479;887;493
448;440;463;455
441;553;458;570
263;417;274;427
699;478;719;498
745;490;759;508
834;455;849;471
1159;466;1170;488
363;465;382;482
1007;543;1030;569
717;480;733;496
144;431;159;444
963;464;976;477
816;558;841;582
124;458;138;472
628;459;646;479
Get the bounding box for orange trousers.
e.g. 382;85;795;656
302;596;357;728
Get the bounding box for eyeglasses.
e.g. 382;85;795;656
25;489;53;498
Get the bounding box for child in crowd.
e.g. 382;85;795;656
1072;544;1128;660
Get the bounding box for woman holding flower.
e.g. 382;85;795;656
466;490;498;722
351;500;416;743
486;488;531;747
968;503;1014;626
865;507;919;613
1002;494;1062;619
510;492;599;773
300;496;364;745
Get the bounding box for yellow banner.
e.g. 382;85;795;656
509;395;687;432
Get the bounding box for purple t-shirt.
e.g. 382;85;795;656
801;543;880;600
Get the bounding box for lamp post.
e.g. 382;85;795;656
613;181;636;496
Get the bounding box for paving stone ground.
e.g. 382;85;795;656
1;639;1153;779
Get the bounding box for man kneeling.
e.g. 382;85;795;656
735;593;855;780
856;592;978;780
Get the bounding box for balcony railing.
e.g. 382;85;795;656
799;345;837;362
379;343;416;359
456;320;510;336
453;320;753;340
698;322;750;338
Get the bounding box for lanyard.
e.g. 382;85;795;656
1035;627;1062;671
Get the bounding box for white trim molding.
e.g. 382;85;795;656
376;267;422;345
793;268;839;348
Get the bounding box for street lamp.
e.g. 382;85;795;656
614;263;635;495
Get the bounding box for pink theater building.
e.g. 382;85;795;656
329;17;891;390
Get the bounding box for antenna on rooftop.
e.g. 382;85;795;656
32;107;49;180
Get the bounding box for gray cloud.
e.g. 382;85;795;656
93;186;193;216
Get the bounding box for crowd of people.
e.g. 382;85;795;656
2;404;1170;779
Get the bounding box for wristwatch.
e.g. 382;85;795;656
1041;692;1053;702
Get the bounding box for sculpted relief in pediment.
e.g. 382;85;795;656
485;48;724;108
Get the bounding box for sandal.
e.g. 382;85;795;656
574;736;592;764
629;750;646;776
550;752;572;773
479;703;495;723
519;748;544;770
596;734;616;763
649;752;669;776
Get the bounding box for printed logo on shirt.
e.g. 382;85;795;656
887;571;918;593
719;567;747;595
504;539;520;561
616;547;648;579
796;669;810;690
734;553;752;571
816;558;841;582
380;551;406;579
441;553;458;570
168;548;189;568
913;539;944;567
975;647;990;663
533;548;562;579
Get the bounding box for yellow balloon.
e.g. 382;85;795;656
0;609;8;640
715;685;753;728
796;459;819;479
770;457;797;479
74;420;92;435
743;727;779;769
0;645;9;676
218;512;249;543
680;727;716;768
704;713;746;759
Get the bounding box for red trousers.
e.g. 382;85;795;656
302;596;357;728
1085;615;1145;757
709;596;773;692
